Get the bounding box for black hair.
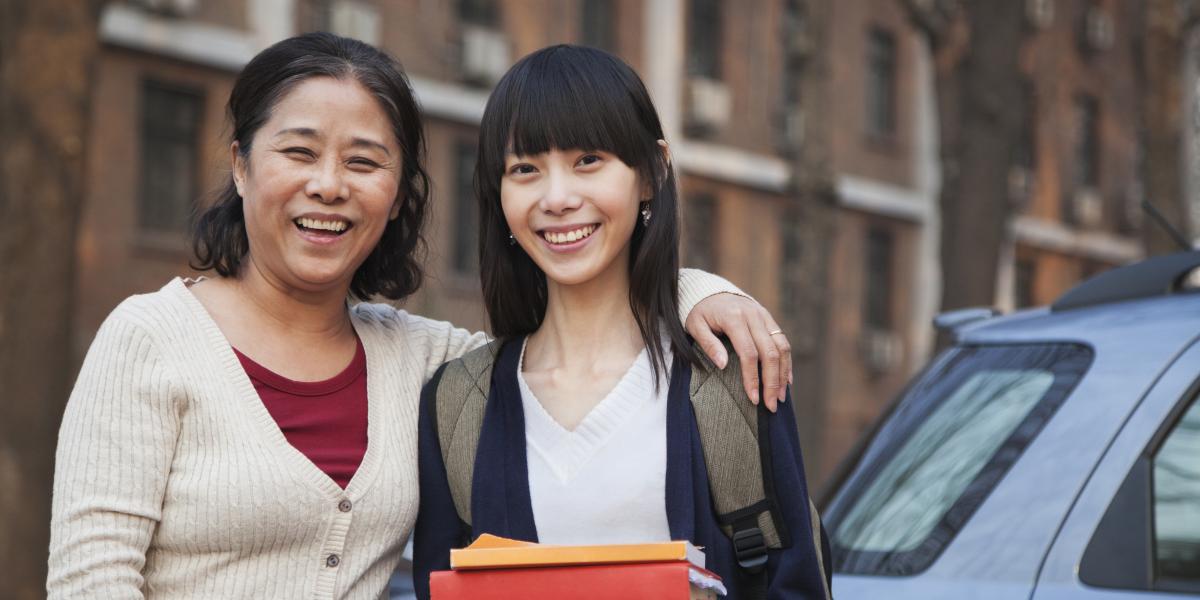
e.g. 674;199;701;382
191;32;430;301
475;44;701;381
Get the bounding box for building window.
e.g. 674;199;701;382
865;28;897;139
139;80;203;234
864;226;894;331
297;0;333;32
459;0;498;26
686;193;717;272
581;0;615;52
1074;94;1100;188
687;0;722;79
452;141;479;275
1015;258;1036;308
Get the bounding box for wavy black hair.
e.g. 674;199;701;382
191;32;430;301
475;44;701;381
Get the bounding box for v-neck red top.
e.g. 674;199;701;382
233;339;368;489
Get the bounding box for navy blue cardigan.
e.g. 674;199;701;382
413;338;832;599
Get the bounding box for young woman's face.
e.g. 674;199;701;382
501;148;645;287
232;76;401;294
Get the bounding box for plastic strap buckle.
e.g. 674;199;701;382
733;526;769;573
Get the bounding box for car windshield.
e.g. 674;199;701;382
824;343;1093;576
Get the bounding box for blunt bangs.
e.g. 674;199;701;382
478;45;665;190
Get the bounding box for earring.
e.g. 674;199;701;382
640;203;652;227
508;233;516;246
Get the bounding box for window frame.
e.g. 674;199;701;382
864;26;897;140
1081;378;1200;594
863;226;895;331
580;0;616;53
685;192;718;273
825;342;1094;576
686;0;723;80
450;139;479;277
137;78;204;237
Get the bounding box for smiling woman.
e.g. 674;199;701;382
47;33;791;600
413;45;831;600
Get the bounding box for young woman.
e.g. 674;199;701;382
414;45;831;599
48;34;787;599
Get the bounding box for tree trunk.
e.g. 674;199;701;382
0;0;102;596
1141;0;1195;254
781;0;837;485
932;1;1027;313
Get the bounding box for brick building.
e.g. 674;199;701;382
75;0;1155;490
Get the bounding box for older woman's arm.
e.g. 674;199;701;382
402;268;789;408
48;312;181;599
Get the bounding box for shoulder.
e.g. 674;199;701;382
350;301;458;338
424;341;503;393
100;278;199;340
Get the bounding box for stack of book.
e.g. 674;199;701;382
430;534;727;599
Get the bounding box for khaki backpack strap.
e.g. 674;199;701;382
688;341;788;567
434;341;501;527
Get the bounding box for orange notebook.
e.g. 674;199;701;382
449;534;707;570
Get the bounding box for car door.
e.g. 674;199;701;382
1033;337;1200;599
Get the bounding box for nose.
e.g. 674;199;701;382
304;157;348;204
538;167;582;215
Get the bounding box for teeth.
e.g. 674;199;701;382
296;217;348;233
544;225;595;244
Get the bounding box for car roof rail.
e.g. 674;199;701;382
933;307;1000;331
1051;250;1200;312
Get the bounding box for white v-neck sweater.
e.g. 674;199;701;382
519;342;672;545
48;271;738;599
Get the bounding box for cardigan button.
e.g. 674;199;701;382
338;499;353;513
326;554;340;568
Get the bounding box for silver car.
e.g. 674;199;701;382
822;251;1200;599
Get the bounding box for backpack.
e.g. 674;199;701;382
432;339;828;597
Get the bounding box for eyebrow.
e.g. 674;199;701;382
274;127;392;156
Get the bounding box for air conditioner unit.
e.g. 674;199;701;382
685;77;732;135
131;0;199;17
1083;7;1114;52
859;328;903;376
331;1;380;46
1071;187;1104;228
1008;165;1034;208
1025;0;1054;29
461;25;510;85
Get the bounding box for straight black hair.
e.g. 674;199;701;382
475;44;701;381
191;32;430;301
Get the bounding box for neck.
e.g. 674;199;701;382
233;256;354;340
526;262;643;372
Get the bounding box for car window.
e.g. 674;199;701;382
824;344;1093;576
1154;395;1200;582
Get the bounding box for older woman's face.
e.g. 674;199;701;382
232;76;401;294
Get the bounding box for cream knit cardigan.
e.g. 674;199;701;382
49;271;736;599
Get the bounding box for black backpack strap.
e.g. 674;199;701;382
433;341;501;528
688;340;790;568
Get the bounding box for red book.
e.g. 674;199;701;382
430;561;723;599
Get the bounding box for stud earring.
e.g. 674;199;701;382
640;203;652;227
508;233;516;246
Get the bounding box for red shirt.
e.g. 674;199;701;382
233;340;368;489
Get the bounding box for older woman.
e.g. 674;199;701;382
47;33;790;599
